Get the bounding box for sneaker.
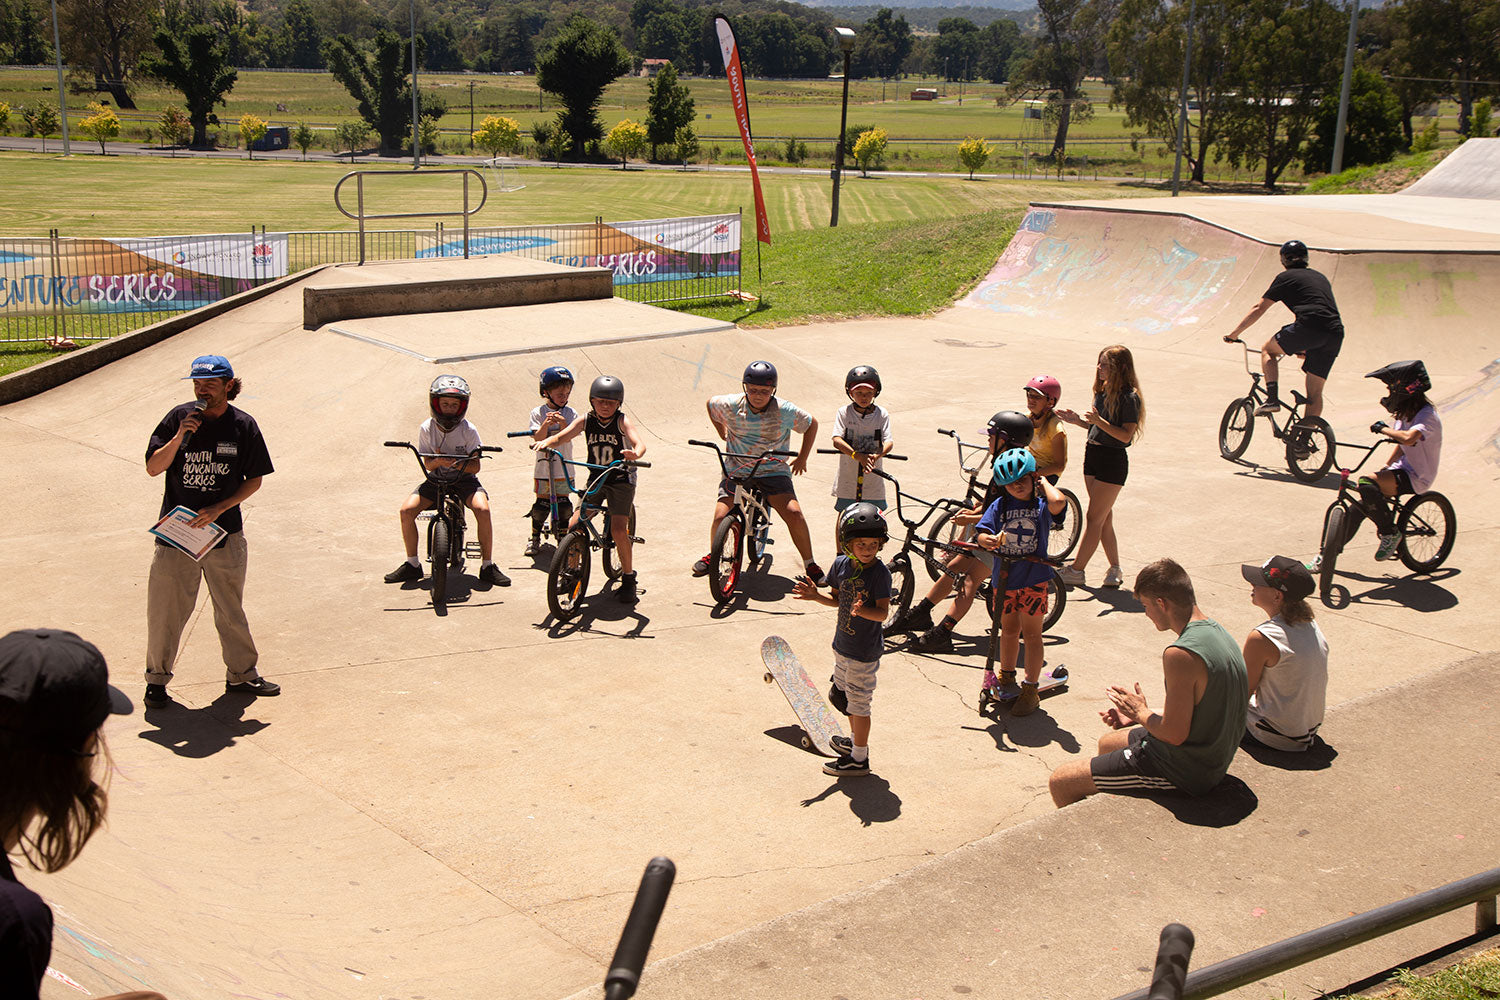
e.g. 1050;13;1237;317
523;535;542;558
480;564;512;587
823;753;870;776
226;677;281;697
1102;565;1124;588
1307;556;1322;572
691;554;712;577
887;604;934;634
827;682;849;715
1057;565;1086;587
1375;533;1401;561
384;561;421;583
1255;399;1283;415
830;735;853;756
144;684;173;709
617;573;639;604
805;562;828;587
1010;681;1041;717
911;626;953;654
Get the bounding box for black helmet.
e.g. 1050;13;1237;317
590;375;624;402
986;410;1034;449
1367;360;1430;412
743;361;778;388
540;366;574;394
429;374;470;430
839;501;889;545
1280;240;1309;268
845;365;881;397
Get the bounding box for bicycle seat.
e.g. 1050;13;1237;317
1290;390;1309;407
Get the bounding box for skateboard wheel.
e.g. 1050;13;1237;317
800;736;812;749
1052;665;1068;681
764;672;773;684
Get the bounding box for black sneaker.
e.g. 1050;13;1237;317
1255;399;1283;415
911;625;953;654
480;564;511;587
823;753;870;776
384;561;421;583
144;684;173;709
805;562;829;587
691;554;712;577
617;572;639;604
830;735;854;756
226;677;281;697
887;604;934;634
827;682;849;715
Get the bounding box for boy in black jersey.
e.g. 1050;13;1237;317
532;375;647;603
1225;239;1345;421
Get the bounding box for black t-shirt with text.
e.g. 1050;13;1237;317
1;855;51;1000
147;402;274;544
1265;268;1343;334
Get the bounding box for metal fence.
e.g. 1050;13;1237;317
1;213;742;345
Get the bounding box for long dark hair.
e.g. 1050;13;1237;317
1390;391;1430;423
0;710;110;873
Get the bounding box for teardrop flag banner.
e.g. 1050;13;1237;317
714;16;771;246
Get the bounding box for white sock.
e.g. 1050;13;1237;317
406;556;420;568
851;743;869;762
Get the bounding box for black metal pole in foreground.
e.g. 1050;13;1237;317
604;857;677;1000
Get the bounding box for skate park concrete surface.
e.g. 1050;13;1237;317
4;143;1498;1000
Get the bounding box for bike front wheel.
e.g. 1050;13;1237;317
887;552;915;620
1396;492;1456;573
1287;417;1336;483
602;505;637;581
430;516;450;611
1046;487;1083;561
1218;397;1255;460
923;502;968;580
709;515;744;604
1318;503;1346;600
747;507;771;566
547;530;592;620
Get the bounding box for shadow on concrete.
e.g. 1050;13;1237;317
1069;586;1142;618
764;725;822;754
138;692;270;759
1239;732;1338;770
1137;775;1259;827
800;775;903;827
1332;567;1460;613
542;589;652;638
983;707;1082;754
1225;461;1342;492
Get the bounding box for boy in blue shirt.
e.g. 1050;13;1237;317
792;502;891;775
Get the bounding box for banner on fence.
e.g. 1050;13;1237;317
416;214;741;286
0;234;289;317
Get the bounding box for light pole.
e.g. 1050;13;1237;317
410;0;419;168
830;27;855;228
48;0;69;154
469;79;476;150
1170;0;1197;196
1330;0;1361;175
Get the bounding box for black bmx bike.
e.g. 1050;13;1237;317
1315;429;1456;601
689;440;792;604
535;449;649;620
1219;340;1337;483
925;427;1082;573
384;440;503;612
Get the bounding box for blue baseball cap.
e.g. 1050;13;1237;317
183;355;234;379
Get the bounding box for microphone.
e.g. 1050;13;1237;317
185;399;207;442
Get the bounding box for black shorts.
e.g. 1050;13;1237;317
1090;728;1182;795
1275;322;1343;380
416;474;485;503
592;480;636;517
718;474;795;504
1082;442;1129;487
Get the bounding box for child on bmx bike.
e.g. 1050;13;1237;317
385;375;509;587
524;365;578;558
1349;360;1442;561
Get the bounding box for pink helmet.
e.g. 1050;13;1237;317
1024;374;1061;404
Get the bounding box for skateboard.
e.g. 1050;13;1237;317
760;635;848;758
978;664;1069;715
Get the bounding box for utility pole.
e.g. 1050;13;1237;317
410;0;419;168
469;80;476;150
1170;0;1197;196
1331;0;1361;175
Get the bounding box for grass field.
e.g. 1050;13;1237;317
0;151;1159;235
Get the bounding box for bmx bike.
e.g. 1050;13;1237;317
689;440;794;604
925;427;1082;573
384;440;503;612
534;448;649;620
1314;428;1456;601
871;465;1067;635
1219;340;1337;483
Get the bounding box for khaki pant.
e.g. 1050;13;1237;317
145;533;260;687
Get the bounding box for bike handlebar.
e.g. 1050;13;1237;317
814;448;907;461
1144;923;1194;1000
505;430;533;438
603;856;676;1000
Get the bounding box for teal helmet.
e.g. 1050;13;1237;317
992;448;1037;485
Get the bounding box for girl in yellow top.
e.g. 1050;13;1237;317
1024;374;1068;480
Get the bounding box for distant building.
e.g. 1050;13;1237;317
641;59;673;77
910;88;938;101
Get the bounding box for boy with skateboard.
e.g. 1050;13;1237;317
532;375;646;604
524;365;577;557
791;502;891;776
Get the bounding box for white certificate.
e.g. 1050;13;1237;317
149;506;228;560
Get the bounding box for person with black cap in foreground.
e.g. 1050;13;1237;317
144;354;278;710
1240;556;1328;753
0;628;166;1000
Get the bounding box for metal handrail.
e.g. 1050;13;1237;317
1113;866;1500;1000
332;169;487;264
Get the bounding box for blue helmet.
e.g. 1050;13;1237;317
539;366;574;394
743;361;778;388
992;448;1037;486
